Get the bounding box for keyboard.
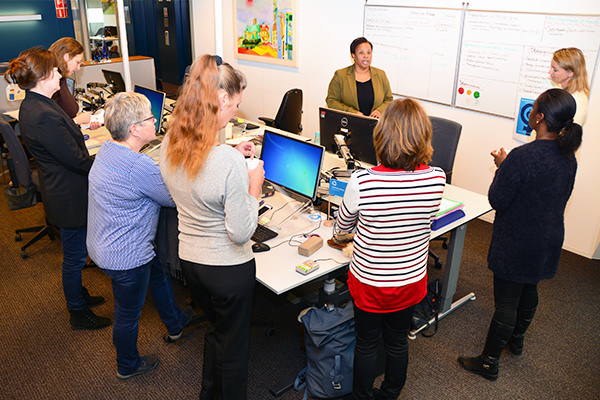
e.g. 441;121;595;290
251;224;278;243
141;137;164;154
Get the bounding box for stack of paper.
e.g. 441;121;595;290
432;197;465;230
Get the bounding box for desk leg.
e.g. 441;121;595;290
440;223;467;313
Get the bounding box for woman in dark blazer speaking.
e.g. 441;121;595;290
6;47;110;330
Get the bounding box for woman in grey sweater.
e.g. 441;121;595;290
160;55;263;400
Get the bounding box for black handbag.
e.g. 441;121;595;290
410;279;442;337
4;184;38;211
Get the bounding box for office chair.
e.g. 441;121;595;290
0;118;56;259
429;116;462;269
258;88;303;134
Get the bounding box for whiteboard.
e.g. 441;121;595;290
364;6;462;105
456;12;600;117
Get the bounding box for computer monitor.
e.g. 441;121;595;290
134;85;166;134
102;69;126;94
260;130;324;203
318;107;379;166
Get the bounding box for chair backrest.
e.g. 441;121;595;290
274;88;303;134
0;117;33;188
429;116;462;184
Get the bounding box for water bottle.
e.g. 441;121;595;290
102;39;109;61
314;131;320;144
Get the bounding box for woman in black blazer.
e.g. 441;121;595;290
6;47;110;330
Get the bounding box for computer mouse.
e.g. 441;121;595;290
252;242;270;253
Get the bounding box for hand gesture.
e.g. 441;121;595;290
491;147;507;168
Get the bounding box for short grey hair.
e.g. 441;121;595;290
104;92;151;141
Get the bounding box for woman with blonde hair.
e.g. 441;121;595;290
335;98;446;399
549;47;590;125
160;55;263;400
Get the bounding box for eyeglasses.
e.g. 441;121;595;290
136;115;156;125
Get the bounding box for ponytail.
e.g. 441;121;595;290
535;88;582;158
557;119;582;158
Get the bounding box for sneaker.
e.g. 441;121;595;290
163;305;195;343
82;286;105;308
117;355;159;380
70;308;111;330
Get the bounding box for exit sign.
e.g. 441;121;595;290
55;0;69;19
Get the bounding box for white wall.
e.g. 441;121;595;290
193;0;600;259
190;0;216;58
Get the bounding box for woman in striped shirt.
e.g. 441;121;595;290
336;98;446;400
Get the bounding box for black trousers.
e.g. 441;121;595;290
352;302;416;400
181;258;256;400
484;275;539;357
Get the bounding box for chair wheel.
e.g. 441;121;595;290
264;326;275;336
21;250;29;259
15;234;22;242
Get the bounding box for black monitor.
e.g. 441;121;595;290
318;107;379;166
260;130;324;203
134;85;166;134
102;69;126;94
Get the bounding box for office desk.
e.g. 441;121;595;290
256;182;490;307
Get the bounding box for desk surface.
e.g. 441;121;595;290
253;180;491;295
251;191;349;295
84;126;111;155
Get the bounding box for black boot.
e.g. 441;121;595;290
458;355;499;381
70;308;111;330
82;286;105;308
508;307;536;355
458;318;513;380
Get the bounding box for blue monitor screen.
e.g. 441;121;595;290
134;85;166;133
261;130;324;202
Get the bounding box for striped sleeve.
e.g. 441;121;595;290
335;173;361;235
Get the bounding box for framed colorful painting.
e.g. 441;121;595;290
234;0;297;67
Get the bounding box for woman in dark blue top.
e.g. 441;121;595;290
458;88;582;381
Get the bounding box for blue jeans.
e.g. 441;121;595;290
352;303;416;400
102;257;185;375
61;227;88;311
